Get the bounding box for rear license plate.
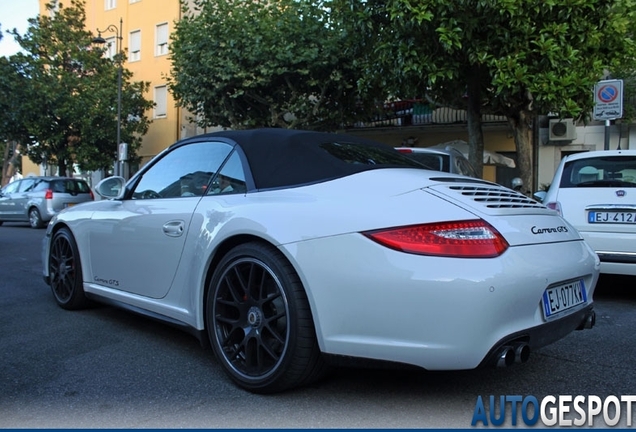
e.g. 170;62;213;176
588;211;636;224
64;203;75;208
542;280;587;319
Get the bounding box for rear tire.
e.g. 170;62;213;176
206;242;325;393
29;207;44;229
48;228;88;310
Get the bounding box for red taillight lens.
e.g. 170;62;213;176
396;148;413;154
90;190;95;200
545;201;562;216
44;189;53;200
363;219;509;258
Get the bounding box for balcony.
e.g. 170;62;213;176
350;100;508;129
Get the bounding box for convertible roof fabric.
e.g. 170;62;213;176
191;128;416;190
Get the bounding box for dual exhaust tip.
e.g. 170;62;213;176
494;310;596;368
496;342;530;368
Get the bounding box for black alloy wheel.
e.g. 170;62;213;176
206;242;325;393
48;228;88;310
29;207;44;229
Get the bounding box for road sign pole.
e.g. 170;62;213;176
604;120;610;150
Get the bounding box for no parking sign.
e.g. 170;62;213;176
594;79;623;120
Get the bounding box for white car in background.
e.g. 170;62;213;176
395;146;479;178
543;149;636;276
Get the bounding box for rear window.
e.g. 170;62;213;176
51;179;91;194
320;142;424;168
560;156;636;188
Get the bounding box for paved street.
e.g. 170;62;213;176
1;222;635;428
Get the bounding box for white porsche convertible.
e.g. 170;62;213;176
43;129;599;393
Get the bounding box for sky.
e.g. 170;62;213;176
0;0;40;57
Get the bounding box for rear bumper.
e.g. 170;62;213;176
596;251;636;264
581;231;636;275
597;251;636;275
479;305;595;368
286;233;600;371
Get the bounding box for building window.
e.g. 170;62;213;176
48;0;60;16
155;23;169;56
105;0;116;10
154;86;167;118
104;36;117;59
129;30;141;62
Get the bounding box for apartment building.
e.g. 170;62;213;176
34;0;187;174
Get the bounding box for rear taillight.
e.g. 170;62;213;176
363;219;509;258
45;189;53;200
545;201;562;216
90;190;95;200
396;148;413;154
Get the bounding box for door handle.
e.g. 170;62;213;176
163;220;185;237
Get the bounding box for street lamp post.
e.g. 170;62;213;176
93;18;123;177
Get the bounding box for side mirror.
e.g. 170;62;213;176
533;190;547;203
95;176;126;200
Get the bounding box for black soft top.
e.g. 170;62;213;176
189;128;421;189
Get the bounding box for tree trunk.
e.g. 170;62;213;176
466;67;485;178
2;142;20;186
508;110;534;195
58;159;67;177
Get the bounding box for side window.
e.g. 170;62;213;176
32;180;50;192
132;141;233;200
207;150;247;195
3;181;21;194
18;179;36;192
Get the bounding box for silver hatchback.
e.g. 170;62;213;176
0;176;94;228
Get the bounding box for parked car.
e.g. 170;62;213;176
43;129;599;393
542;149;636;276
395;146;479;178
0;176;94;228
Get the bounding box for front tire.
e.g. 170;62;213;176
29;207;44;229
48;228;88;310
206;242;325;393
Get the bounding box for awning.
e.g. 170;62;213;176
430;140;516;168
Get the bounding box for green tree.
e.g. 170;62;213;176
169;0;377;130
0;30;31;185
342;0;636;190
7;0;153;175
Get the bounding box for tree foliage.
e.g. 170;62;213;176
3;0;153;175
337;0;636;191
169;0;378;130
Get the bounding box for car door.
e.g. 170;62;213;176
0;180;23;220
88;140;233;299
13;178;37;217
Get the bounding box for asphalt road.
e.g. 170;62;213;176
1;222;635;428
